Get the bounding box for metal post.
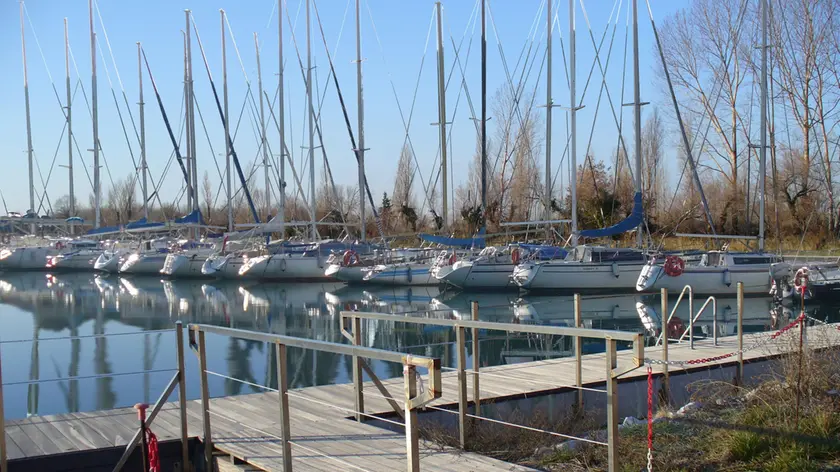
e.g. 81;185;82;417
569;0;578;246
222;10;233;232
632;0;643;248
352;316;364;422
137;42;148;220
758;0;767;251
20;1;35;226
456;326;467;449
480;0;487;221
65;19;75;225
306;0;317;240
278;0;286;236
712;297;718;346
182;29;192;215
275;343;293;471
660;288;669;403
470;301;480;417
90;0;100;228
435;2;448;229
0;333;7;472
256;32;270;221
186;10;198;237
175;322;189;471
545;0;553;236
134;403;150;472
689;287;695;349
605;339;618;472
574;293;583;411
356;0;366;240
736;282;744;385
196;330;213;469
404;365;420;472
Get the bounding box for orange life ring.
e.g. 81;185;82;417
511;247;521;264
794;267;809;291
663;255;685;277
343;250;359;266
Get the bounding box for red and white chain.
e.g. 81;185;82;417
646;365;654;472
645;312;806;367
804;314;840;331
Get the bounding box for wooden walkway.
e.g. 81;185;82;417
5;321;839;471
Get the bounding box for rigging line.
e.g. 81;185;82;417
35;121;69;214
576;0;620;104
578;0;623;199
194;90;225;184
69;82;95;190
578;0;634;185
94;0;142;148
447;0;482;137
608;0;630;224
366;1;439;210
95;35;139;173
22;4;64;118
31;150;54;215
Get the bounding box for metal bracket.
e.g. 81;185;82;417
621;101;650;107
188;326;198;355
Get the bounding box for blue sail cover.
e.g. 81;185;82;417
86;225;121;235
579;191;644;238
174;210;204;225
419;228;486;249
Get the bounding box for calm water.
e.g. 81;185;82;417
0;271;837;420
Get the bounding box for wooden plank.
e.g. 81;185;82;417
16;419;64;456
5;425;43;458
26;417;77;454
2;431;24;461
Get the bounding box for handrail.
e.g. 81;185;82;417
657;284;693;346
681;296;717;349
187;323;443;472
341;299;645;472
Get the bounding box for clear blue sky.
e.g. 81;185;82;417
0;0;685;217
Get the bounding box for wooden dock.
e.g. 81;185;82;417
4;318;839;471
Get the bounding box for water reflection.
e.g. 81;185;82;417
1;272;838;420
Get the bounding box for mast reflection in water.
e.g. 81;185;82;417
0;272;836;419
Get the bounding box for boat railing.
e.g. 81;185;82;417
656;284;693;346
656;284;719;350
340;302;645;472
0;323;190;472
186;323;442;472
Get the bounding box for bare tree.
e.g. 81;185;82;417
642;108;666;223
107;174;137;225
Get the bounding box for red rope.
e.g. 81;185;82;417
647;365;654;471
146;428;160;472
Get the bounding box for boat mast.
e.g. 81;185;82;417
306;0;317;240
758;0;767;252
278;0;286;236
545;0;553;237
632;0;643;248
90;0;100;228
65;19;75;222
186;10;198;237
20;2;35;222
222;10;233;232
481;0;487;226
183;30;192;217
255;33;270;222
435;2;448;230
356;0;366;241
569;0;578;246
138;42;148;220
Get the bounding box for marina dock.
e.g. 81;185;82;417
3;309;837;472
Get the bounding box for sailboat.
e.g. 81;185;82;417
45;239;102;270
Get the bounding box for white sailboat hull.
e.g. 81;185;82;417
48;250;103;271
120;253;169;275
636;264;772;295
325;264;368;283
437;261;516;289
239;255;329;281
513;261;648;291
162;253;210;277
94;251;125;273
0;247;55;270
364;262;438;286
201;255;247;278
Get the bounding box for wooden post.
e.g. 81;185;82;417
276;342;293;471
574;293;583;411
404;365;420;472
456;326;467;449
196;329;213;470
470;301;480;418
660;288;669;404
351;316;364;422
175;322;190;472
737;282;744;385
0;334;7;472
605;338;619;472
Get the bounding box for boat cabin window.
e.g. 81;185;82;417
732;256;780;265
588;249;645;263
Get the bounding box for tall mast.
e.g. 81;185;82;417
545;0;552;236
306;0;316;240
186;10;198;233
221;10;233;232
481;0;487;224
255;33;270;221
138;42;148;220
90;0;100;228
278;0;286;235
435;2;448;230
183;30;192;215
569;0;578;246
632;0;643;248
65;19;75;221
758;0;767;251
356;0;366;241
21;2;35;220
